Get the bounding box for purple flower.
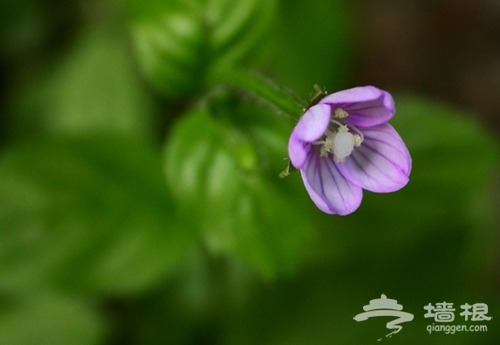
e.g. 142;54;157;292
288;86;411;215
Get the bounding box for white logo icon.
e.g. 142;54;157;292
354;294;414;341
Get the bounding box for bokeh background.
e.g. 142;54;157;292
0;0;499;344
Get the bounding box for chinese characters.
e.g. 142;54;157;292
424;302;492;322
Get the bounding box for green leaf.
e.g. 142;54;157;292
128;0;276;98
206;0;277;70
0;135;194;295
0;293;104;345
164;97;314;278
9;29;155;140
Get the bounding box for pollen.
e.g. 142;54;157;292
320;136;334;157
353;134;362;147
333;108;349;119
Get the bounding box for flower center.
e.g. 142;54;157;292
333;127;355;161
317;108;363;163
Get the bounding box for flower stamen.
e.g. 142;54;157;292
333;108;349;119
318;118;364;161
349;124;364;144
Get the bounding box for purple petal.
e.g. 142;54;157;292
301;152;363;215
293;103;331;142
319;86;394;127
288;131;309;168
336;123;411;193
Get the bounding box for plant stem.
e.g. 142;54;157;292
209;69;306;120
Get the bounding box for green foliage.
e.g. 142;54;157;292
0;293;105;345
9;29;155;140
0;136;194;295
163;94;314;278
129;0;276;98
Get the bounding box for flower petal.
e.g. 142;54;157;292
293;103;331;142
288;131;309;168
301;152;363;215
319;86;394;127
336;123;411;193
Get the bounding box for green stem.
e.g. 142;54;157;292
209;69;306;120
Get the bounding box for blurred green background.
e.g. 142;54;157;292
0;0;499;344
